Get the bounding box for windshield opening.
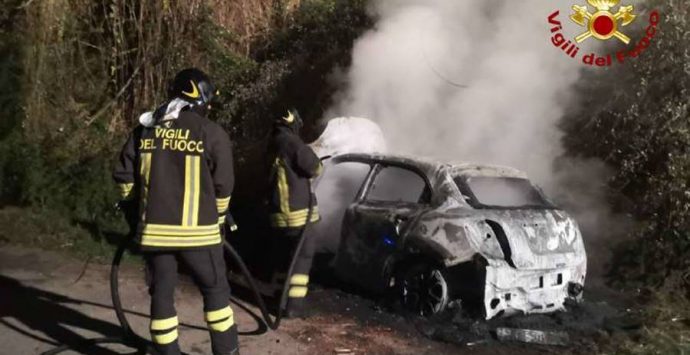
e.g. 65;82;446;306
454;176;553;209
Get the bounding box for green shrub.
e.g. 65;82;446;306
562;0;690;294
0;132;125;238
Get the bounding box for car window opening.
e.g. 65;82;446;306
366;165;429;205
454;176;552;209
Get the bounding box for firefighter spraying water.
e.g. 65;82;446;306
266;109;323;318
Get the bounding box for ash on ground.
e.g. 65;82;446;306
305;282;642;353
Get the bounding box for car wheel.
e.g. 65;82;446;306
398;263;449;316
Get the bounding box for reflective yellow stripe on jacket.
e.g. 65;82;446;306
140;152;152;211
216;196;231;225
182;155;201;227
270;159;320;228
140;223;221;247
270;207;320;228
277;159;290;214
216;196;231;215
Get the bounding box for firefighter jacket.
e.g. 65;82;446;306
113;110;234;250
268;125;323;228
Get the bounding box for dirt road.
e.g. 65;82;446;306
0;245;617;354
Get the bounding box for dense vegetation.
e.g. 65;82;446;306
561;1;689;351
0;0;372;249
562;0;689;298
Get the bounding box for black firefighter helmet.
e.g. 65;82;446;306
276;108;304;133
169;68;218;109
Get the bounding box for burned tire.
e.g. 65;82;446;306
397;263;449;316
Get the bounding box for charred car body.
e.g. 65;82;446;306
317;153;587;319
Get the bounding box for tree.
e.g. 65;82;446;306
561;0;689;294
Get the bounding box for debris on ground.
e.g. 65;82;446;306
406;294;643;354
495;327;570;346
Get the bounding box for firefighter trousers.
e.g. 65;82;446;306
271;224;317;313
144;246;239;355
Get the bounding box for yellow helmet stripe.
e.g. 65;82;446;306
182;80;200;98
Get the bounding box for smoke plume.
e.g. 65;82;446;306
323;0;633;276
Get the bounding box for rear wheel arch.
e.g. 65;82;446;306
401;235;454;263
392;253;443;275
388;236;452;289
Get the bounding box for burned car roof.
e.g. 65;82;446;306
449;164;527;179
332;153;441;176
332;153;528;180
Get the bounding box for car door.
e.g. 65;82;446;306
335;163;432;293
312;159;374;254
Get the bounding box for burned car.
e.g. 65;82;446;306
316;153;587;319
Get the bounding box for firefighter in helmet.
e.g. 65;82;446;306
113;68;239;355
267;109;323;318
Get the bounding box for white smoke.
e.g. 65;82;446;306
322;0;633;276
327;0;591;179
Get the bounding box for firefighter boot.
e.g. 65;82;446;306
287;296;314;319
285;298;309;319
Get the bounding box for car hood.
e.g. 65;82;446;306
411;207;587;270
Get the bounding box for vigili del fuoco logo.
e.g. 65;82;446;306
548;0;660;67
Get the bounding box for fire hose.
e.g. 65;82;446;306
42;180;315;354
